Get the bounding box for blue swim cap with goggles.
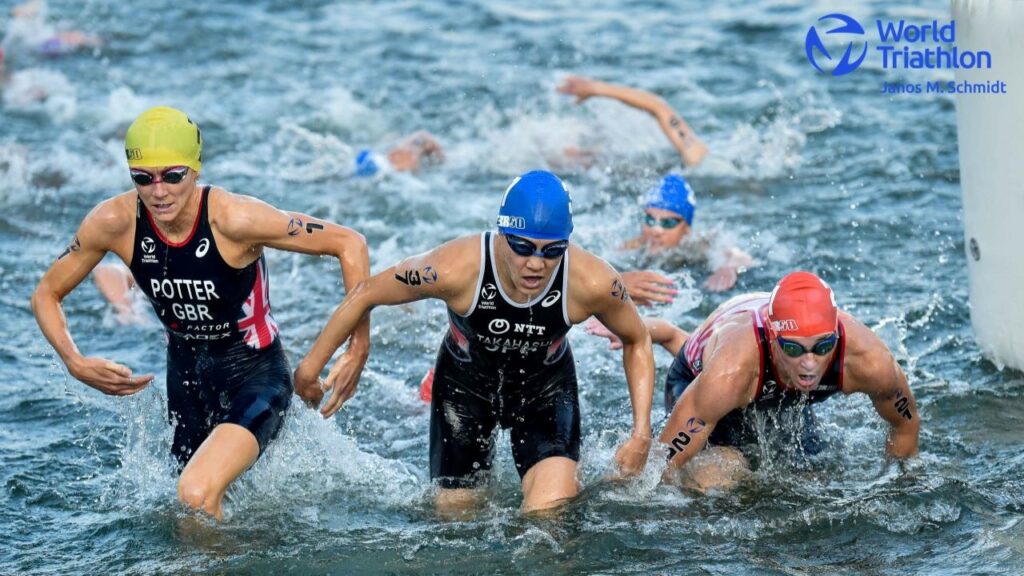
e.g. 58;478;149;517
496;170;574;240
644;173;696;226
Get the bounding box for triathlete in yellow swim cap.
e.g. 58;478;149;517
31;106;372;521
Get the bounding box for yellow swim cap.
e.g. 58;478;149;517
124;106;202;172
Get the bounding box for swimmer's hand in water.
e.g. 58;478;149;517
613;432;652;478
69;356;153;396
293;361;325;410
557;75;599;104
703;266;738;293
585;317;623;350
318;347;369;418
621;270;676;306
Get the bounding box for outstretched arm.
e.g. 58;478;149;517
581;265;655;476
647;318;689;356
297;238;476;417
30;199;154;395
558;75;708;167
586;316;688;356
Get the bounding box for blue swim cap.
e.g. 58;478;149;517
644;173;696;225
496;170;574;240
354;148;379;177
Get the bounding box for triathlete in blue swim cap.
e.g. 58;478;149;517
557;76;752;298
296;169;656;516
352;130;445;177
619;173;753;299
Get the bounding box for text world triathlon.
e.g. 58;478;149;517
876;20;990;69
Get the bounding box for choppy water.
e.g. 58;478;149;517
2;0;1021;574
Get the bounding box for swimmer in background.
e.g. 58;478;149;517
588;271;920;493
4;0;102;57
557;75;708;168
353;130;445;176
1;1;97;109
557;76;749;298
620;173;753;301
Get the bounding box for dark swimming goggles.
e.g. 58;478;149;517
504;234;569;259
777;333;838;358
130;166;189;186
643;214;684;229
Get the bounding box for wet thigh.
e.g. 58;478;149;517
166;353;218;468
224;372;292;456
508;378;581;479
429;355;499;489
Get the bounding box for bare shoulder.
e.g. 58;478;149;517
567;244;622;300
84;191;136;238
840;312;902;393
207;186;261;229
698;315;762;405
395;234;483;288
704;316;761;371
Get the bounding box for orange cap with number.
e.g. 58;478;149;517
766;271;838;337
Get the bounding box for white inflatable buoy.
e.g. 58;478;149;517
953;0;1024;370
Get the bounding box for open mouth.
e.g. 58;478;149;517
151;201;174;214
521;275;544;290
796;374;818;388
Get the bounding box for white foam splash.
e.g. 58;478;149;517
3;68;77;122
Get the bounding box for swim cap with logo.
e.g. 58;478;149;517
124;106;202;172
496;170;573;240
767;271;838;337
644;173;696;225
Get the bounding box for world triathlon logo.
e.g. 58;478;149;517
805;13;868;76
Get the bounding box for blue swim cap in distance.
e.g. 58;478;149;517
496;170;574;240
354;148;379;177
644;173;696;225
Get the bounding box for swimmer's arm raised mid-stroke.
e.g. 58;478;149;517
31;196;155;395
570;251;655;476
295;235;480;417
659;320;757;477
558;75;708;167
209;191;371;410
840;318;920;459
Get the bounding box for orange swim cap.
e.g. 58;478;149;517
767;271;838;337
